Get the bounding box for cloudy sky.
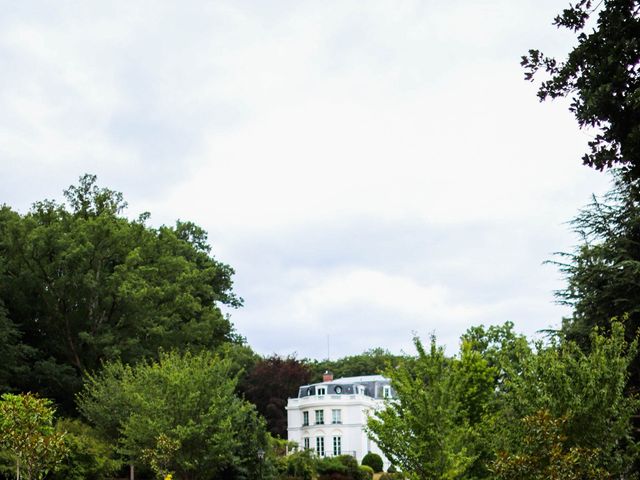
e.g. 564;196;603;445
1;1;611;359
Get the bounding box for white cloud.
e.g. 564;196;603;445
0;0;610;359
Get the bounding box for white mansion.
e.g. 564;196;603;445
286;372;393;468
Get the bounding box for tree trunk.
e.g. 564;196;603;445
129;464;134;480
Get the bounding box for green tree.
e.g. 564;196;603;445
367;336;493;479
0;174;241;410
492;410;609;480
0;393;68;480
0;301;31;394
307;348;405;382
49;418;121;480
78;350;271;480
552;177;640;346
522;0;640;178
495;323;639;478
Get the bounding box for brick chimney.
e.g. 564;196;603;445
322;370;333;382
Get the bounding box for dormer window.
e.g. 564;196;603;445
334;386;342;394
317;387;326;396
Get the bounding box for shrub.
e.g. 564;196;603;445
379;474;405;480
361;452;383;473
387;465;397;473
282;449;315;480
359;464;374;479
49;419;121;480
316;455;361;480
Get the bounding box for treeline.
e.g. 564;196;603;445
0;175;405;479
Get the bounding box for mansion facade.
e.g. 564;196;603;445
286;372;393;469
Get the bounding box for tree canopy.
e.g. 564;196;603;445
522;0;640;178
77;350;270;480
307;348;405;382
368;323;638;479
237;355;311;438
0;174;242;410
553;176;640;344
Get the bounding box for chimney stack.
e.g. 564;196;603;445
323;370;333;382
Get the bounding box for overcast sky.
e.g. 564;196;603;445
1;1;611;359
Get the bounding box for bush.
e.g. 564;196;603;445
49;419;121;480
387;464;397;473
281;449;315;480
361;452;383;473
379;474;405;480
316;455;361;480
359;464;374;479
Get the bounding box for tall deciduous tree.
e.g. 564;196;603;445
522;0;640;178
78;350;270;480
367;337;495;479
0;174;241;410
369;324;638;479
0;301;31;394
237;355;311;438
495;323;639;478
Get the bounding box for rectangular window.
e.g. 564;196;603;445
315;410;324;424
317;387;326;395
333;436;341;456
332;409;342;424
302;411;309;426
316;436;325;457
303;437;310;450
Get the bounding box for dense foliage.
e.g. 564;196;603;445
238;355;311;438
77;350;271;480
0;393;68;480
0;175;242;410
360;453;383;473
368;323;638;479
315;455;363;480
522;0;640;178
49;418;121;480
552;176;640;343
307;348;405;383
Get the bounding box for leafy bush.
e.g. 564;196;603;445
359;464;374;479
387;464;397;473
379;474;405;480
279;449;315;480
316;455;361;480
361;452;383;473
49;419;121;480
